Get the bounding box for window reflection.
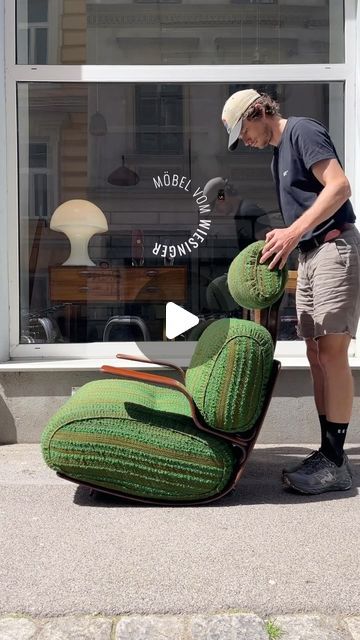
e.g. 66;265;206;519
17;82;343;344
16;0;344;65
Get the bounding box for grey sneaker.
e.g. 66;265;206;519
282;450;352;479
283;451;352;495
282;450;322;477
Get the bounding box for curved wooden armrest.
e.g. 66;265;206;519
115;353;185;381
101;365;191;399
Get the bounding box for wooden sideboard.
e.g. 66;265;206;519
49;265;188;304
254;269;297;325
49;265;296;340
285;270;297;293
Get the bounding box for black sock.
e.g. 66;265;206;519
319;414;328;445
320;419;348;466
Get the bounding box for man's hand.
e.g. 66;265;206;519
260;227;301;269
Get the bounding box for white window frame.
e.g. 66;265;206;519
2;0;359;364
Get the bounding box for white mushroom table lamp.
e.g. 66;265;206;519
50;199;108;266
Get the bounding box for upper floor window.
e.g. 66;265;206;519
17;0;48;65
136;85;183;155
29;142;53;219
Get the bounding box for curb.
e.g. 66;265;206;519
0;613;360;639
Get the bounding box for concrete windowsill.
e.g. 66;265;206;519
1;356;360;372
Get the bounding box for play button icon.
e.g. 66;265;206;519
165;303;199;340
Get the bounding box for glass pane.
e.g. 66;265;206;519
17;81;344;344
16;0;344;65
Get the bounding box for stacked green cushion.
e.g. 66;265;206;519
228;240;288;310
185;318;274;433
41;378;236;502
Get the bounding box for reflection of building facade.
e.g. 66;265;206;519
21;1;341;66
1;1;360;444
20;78;304;343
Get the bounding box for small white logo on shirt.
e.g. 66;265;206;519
283;170;289;176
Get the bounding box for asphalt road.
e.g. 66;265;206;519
0;444;359;618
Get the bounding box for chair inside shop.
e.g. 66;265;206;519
41;241;288;506
102;315;151;341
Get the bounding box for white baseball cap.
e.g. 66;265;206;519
222;89;261;150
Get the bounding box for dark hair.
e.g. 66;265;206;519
243;93;281;120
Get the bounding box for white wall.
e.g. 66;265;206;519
2;368;360;444
356;0;360;216
0;0;9;362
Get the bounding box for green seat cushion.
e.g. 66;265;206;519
41;379;236;502
228;240;288;309
185;318;274;433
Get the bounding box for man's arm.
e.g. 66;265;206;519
260;158;351;269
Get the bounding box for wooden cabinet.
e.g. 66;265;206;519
49;266;187;304
49;267;118;302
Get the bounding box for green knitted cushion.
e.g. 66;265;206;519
227;240;288;309
185;318;274;433
41;379;236;502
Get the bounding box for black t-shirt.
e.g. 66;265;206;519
271;117;355;241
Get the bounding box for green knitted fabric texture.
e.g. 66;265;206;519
41;379;236;502
228;240;288;310
185;318;274;433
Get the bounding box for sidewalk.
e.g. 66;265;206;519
0;444;359;639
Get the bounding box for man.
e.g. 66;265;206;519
203;176;267;313
222;88;360;494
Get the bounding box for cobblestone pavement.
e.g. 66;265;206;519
0;613;360;639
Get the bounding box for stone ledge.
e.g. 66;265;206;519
1;613;360;640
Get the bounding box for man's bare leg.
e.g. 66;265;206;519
317;333;353;423
305;337;325;415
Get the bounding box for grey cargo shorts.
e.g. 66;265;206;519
296;225;360;340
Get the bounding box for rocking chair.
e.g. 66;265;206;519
41;241;288;505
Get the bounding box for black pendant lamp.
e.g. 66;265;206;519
107;155;139;186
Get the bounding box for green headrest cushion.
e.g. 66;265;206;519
228;240;288;309
185;318;274;433
41;379;236;502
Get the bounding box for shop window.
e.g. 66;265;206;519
16;81;344;347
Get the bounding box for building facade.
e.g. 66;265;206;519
1;0;360;444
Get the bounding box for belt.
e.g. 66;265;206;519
297;222;354;253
